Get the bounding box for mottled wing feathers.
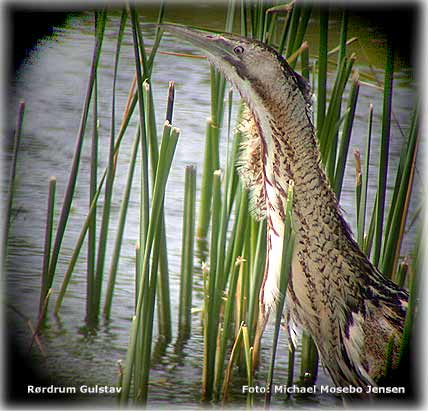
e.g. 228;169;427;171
236;105;267;220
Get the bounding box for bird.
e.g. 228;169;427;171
161;24;409;392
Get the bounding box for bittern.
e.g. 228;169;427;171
162;25;409;390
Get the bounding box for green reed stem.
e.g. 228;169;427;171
178;165;197;339
395;259;408;288
289;4;312;69
197;2;235;239
147;1;165;73
202;170;222;400
94;10;127;318
54;26;163;315
357;104;373;247
47;10;106;291
197;119;216;239
130;124;179;403
398;231;420;371
242;324;254;407
120;315;138;403
247;220;266;341
320;54;355;170
3;100;25;267
130;7;150;260
334;71;360;199
137;218;162;403
104;127;140;319
286;343;296;396
276;2;294;56
39;177;56;321
338;9;348;63
214;189;248;395
316;7;328;133
364;192;377;257
135;241;141;310
54;171;107;315
301;44;310;81
144;80;172;341
372;35;394;268
354;150;362;225
300;332;319;385
87;72;98;325
285;3;301;58
380;104;419;277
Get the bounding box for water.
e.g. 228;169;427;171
6;10;417;408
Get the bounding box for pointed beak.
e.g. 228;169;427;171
159;24;235;61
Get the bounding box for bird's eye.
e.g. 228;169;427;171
234;45;244;54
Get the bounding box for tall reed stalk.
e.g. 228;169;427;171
48;11;107;304
178;165;197;339
3;101;25;268
39;177;56;322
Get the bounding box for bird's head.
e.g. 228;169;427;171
160;24;311;114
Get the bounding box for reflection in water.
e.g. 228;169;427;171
6;10;417;407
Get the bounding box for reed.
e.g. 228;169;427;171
87;70;98;325
372;34;394;268
202;170;223;399
47;10;107;298
334;71;360;199
380;102;419;277
316;7;328;132
39;177;56;322
144;80;173;340
3;101;25;268
196;2;236;239
103;127;141;319
357;103;374;247
178;165;197;339
93;9;127;319
120;122;179;403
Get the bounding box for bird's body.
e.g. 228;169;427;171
163;25;408;391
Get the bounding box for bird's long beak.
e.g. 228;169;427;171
159;24;235;61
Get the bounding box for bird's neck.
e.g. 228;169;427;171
253;89;354;311
253;87;341;226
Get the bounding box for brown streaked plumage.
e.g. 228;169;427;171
162;24;408;392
